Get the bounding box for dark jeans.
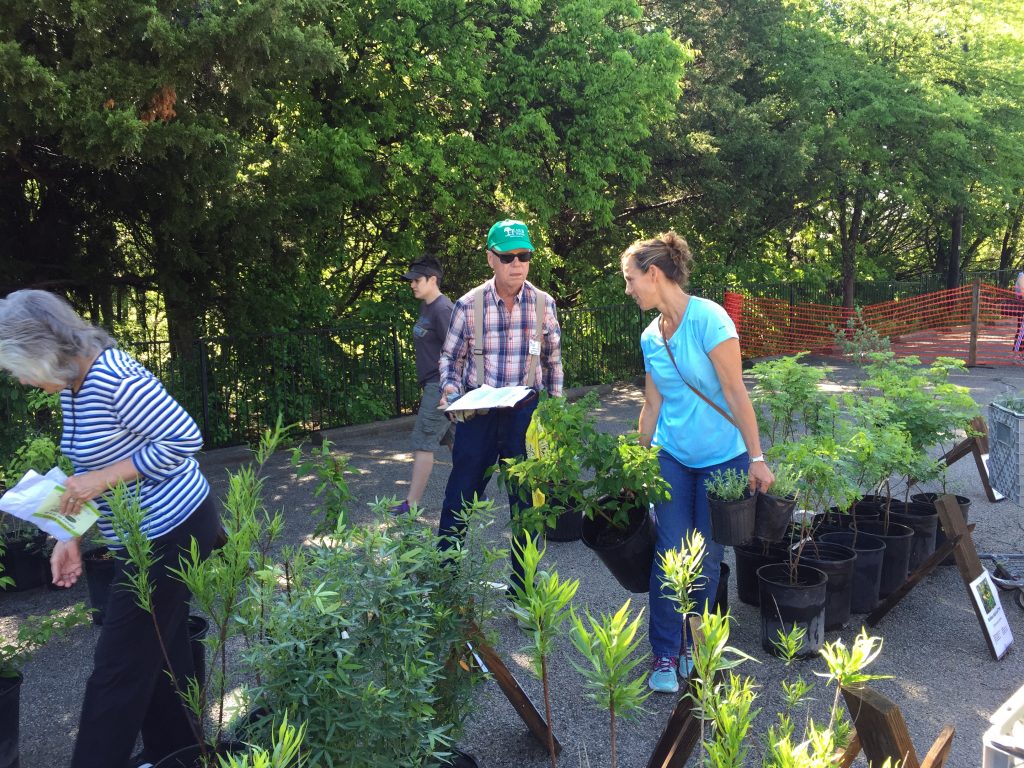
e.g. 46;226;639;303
71;495;219;768
437;401;537;590
648;450;749;658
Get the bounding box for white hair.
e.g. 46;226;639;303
0;290;115;387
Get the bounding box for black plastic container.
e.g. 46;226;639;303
545;505;583;543
0;535;49;592
820;530;885;614
757;563;827;658
799;541;857;630
581;503;655;593
188;615;210;693
856;521;913;598
708;493;756;546
0;673;22;768
910;493;971;566
888;502;938;573
754;493;795;542
83;546;117;626
734;542;788;606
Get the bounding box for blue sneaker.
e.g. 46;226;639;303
649;656;679;693
679;648;695;679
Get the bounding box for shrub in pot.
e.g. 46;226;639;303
753;464;798;543
502;393;598;543
579;431;670;593
0;600;91;768
705;468;756;546
242;496;501;767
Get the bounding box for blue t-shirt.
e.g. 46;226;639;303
641;297;745;468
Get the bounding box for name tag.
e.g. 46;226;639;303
529;339;541;356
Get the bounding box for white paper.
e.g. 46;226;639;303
0;468;100;541
970;570;1014;659
444;385;535;413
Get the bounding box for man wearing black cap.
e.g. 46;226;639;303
391;254;455;515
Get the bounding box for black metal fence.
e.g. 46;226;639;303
3;269;1018;451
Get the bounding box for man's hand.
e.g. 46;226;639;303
51;538;83;588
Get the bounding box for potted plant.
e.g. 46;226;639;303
240;495;501;767
705;468;756;546
568;599;650;768
509;531;580;768
0;602;91;768
579;430;670;593
501;393;599;543
753;463;798;543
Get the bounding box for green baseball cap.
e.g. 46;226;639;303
486;219;534;253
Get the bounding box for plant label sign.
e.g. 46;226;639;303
970;570;1013;659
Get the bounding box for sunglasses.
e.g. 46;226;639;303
493;251;533;264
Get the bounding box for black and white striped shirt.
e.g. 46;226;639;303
60;347;209;544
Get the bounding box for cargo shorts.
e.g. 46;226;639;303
411;381;455;452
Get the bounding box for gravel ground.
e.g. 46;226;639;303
5;358;1024;767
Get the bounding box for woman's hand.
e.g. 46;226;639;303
749;462;775;494
60;471;108;517
51;538;83;588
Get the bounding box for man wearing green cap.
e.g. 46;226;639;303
437;219;563;590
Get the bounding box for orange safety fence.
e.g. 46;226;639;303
726;283;1024;366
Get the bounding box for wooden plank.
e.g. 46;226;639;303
935;495;1003;660
866;533;964;627
836;731;861;768
646;616;709;768
470;637;562;756
920;725;956;768
842;685;920;768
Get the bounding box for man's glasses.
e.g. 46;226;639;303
492;251;532;264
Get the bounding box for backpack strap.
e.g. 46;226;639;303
472;284;486;386
524;286;549;389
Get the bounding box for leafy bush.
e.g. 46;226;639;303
705;468;750;502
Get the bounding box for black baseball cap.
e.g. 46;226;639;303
402;254;443;281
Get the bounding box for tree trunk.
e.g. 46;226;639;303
999;196;1024;271
946;204;964;289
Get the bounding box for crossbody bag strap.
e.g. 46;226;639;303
659;314;738;428
523;286;548;389
472;285;486;386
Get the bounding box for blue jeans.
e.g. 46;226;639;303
437;401;537;589
648;450;749;658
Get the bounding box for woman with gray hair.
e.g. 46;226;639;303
0;289;218;768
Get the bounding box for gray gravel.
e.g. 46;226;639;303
5;359;1024;767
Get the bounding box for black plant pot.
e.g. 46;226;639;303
83;546;117;626
545;504;583;543
856;521;913;598
436;748;479;767
0;534;49;592
714;561;730;615
757;563;827;658
888;502;938;573
819;531;885;614
188;616;210;694
581;502;655;593
798;541;857;630
754;493;795;542
708;492;756;546
153;741;245;768
734;542;787;606
0;673;22;768
910;493;971;566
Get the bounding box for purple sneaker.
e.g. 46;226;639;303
389;500;411;515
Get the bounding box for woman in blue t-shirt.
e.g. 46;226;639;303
620;231;774;694
0;290;218;768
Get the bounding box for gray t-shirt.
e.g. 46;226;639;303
413;293;454;387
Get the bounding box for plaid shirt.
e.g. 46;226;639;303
440;279;563;396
